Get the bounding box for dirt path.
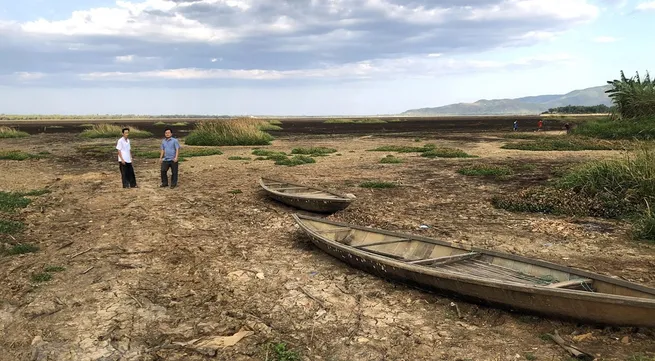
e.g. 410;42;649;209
1;133;654;361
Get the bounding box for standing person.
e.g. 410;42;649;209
513;120;518;131
564;122;571;134
159;128;181;188
116;127;138;188
537;119;543;132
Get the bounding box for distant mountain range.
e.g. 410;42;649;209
400;85;613;116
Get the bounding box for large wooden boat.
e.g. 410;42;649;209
293;213;655;327
259;177;353;213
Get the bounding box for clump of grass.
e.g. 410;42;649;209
524;352;537;361
502;133;550;140
0;150;47;161
80;124;153;139
171;122;188;126
0;191;32;212
44;266;65;272
0;219;25;235
153;121;167;126
259;122;283;131
421;148;477;158
80;124;95;128
291;147;337;156
501;137;620;151
493;146;655;242
31;273;52;283
458;165;513;177
572;117;655;140
185;118;274;146
360;181;397;189
275;155;316;167
228;156;252;161
0;126;29;138
268;120;283;126
368;144;436;153
267;342;301;361
380;155;403;164
228;189;243;194
4;243;39;255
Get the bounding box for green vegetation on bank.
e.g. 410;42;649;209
541;104;612;114
1;189;50;256
495;70;655;242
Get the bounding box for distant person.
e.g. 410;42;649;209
513;120;518;131
537;119;543;132
564;122;571;134
116;127;138;188
159;128;181;188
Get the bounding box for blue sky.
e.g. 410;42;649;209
0;0;653;115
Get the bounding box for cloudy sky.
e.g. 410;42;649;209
0;0;653;115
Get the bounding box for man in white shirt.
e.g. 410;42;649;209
116;127;138;188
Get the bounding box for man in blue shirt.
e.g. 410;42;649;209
159;128;181;188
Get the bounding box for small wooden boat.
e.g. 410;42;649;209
259;177;354;213
293;214;655;327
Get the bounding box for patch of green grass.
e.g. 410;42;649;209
80;124;95;128
268;119;283;126
501;136;621;151
227;189;243;194
0;191;32;213
0;219;25;235
185;118;274;146
421;148;477;158
379;155;403;164
0;126;29;138
360;181;397;189
171;122;188;126
44;266;65;272
458;165;513;177
502;133;551;140
572;117;655;140
275;155;316;167
0;150;47;161
291;147;337;156
524;353;536;360
79;124;153;139
228;156;252;161
268;342;301;361
133;147;223;159
31;273;52;283
153;121;167;126
493;146;655;242
368;144;436;153
259;123;283;131
5;243;39;255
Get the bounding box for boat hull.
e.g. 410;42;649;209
295;216;655;327
266;192;352;213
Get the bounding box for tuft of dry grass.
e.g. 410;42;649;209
79;124;153;138
185;118;274;146
0;126;29;138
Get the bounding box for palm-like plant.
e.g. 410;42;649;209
605;70;655;120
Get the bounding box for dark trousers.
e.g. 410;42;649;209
161;160;178;186
119;162;137;188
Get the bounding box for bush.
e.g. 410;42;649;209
0;126;29;138
80;124;153;138
185;118;273;146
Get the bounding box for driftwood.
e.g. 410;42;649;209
547;330;595;361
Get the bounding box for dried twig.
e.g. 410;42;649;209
450;302;463;318
298;286;327;309
69;247;93;259
81;266;94;275
128;293;143;308
547;330;595;361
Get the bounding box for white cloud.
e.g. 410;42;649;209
79;53;575;82
115;55;135;63
636;1;655;10
15;72;46;81
593;36;618;43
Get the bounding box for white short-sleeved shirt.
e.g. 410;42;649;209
116;137;132;163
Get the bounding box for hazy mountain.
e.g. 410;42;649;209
401;85;613;116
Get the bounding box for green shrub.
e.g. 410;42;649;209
185;118;274;146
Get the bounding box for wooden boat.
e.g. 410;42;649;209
293;214;655;327
259;177;354;213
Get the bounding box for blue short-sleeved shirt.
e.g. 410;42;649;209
161;137;181;161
